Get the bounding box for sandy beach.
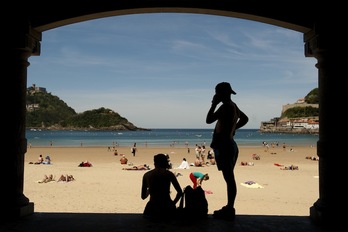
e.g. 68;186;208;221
24;144;319;216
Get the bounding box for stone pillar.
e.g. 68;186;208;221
4;21;41;217
304;23;348;226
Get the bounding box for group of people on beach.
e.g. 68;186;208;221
192;146;217;167
30;82;248;223
30;154;52;165
194;144;206;164
33;82;248;223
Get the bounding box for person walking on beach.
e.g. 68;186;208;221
141;153;182;221
131;143;137;156
194;144;200;159
206;82;249;221
201;145;206;164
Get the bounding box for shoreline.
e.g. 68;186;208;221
26;129;319;149
27;144;316;149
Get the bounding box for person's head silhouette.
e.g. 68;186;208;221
215;82;236;95
154;153;170;169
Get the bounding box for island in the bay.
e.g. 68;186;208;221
26;84;149;131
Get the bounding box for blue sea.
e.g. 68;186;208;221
26;129;319;148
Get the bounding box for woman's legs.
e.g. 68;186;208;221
213;141;238;220
222;167;236;208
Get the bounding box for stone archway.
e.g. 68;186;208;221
5;3;348;227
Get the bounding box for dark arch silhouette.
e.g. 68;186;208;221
6;1;347;229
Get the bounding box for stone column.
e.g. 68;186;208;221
304;23;348;225
4;21;41;217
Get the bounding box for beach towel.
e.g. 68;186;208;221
37;179;55;184
240;181;264;189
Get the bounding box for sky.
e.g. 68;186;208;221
28;13;318;129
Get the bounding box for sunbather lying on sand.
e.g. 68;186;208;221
240;161;254;166
306;156;319;161
37;174;55;183
252;154;260;160
78;160;93;167
280;165;299;170
122;164;150;170
57;174;75;182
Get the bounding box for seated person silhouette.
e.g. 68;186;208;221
141;154;182;221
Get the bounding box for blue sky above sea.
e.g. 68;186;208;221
28;13;318;129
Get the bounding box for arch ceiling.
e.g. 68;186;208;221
16;1;321;33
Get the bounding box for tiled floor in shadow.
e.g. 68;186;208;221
1;213;336;232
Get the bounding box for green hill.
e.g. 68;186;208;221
280;88;319;118
26;86;148;131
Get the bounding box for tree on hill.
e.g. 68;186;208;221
281;106;319;118
304;88;319;104
280;87;319;119
65;107;138;130
26;89;76;128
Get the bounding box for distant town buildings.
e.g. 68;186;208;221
260;98;319;134
26;84;47;112
28;84;47;94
